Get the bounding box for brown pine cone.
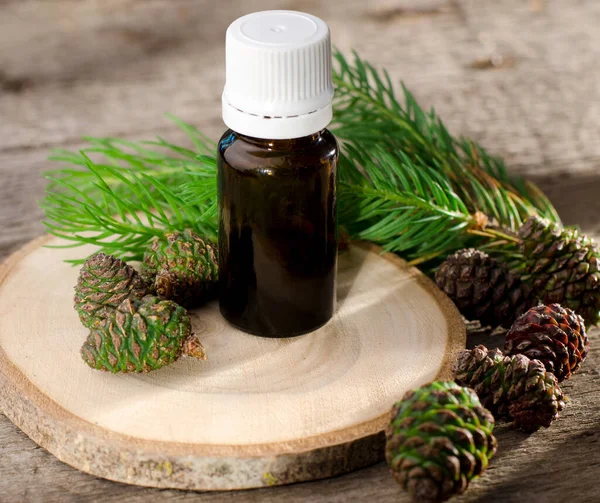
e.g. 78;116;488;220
453;345;565;432
517;216;600;326
435;248;534;328
505;303;589;382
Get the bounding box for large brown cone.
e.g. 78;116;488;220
453;345;565;432
518;216;600;326
505;303;589;382
435;248;533;328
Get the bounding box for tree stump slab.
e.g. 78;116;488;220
0;237;465;490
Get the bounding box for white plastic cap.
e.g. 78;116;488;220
222;10;334;139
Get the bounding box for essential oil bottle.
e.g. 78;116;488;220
217;11;339;338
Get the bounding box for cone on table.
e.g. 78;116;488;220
81;295;206;373
74;252;149;329
385;381;497;502
515;216;600;326
505;303;589;382
141;230;219;308
435;248;533;328
453;345;565;432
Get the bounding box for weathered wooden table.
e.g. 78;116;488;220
1;1;599;501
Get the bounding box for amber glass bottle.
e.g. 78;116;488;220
218;130;338;337
218;11;338;337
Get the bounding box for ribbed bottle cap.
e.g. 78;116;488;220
222;11;334;139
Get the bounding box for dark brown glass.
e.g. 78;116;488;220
217;128;338;337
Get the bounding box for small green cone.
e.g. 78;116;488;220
81;295;207;373
74;252;149;329
385;381;497;502
142;230;219;307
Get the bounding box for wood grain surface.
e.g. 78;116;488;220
0;239;464;490
1;0;600;501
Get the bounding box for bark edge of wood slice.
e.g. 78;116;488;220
0;236;465;491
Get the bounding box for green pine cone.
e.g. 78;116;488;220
142;230;219;308
453;345;565;432
74;252;149;329
518;216;600;326
81;295;207;373
385;381;497;502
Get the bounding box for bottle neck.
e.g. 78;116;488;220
234;130;326;150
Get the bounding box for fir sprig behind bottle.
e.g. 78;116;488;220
40;51;600;324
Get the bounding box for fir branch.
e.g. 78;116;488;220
331;50;560;227
338;143;483;260
41;120;218;263
41;51;561;267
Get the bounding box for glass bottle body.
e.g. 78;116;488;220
217;129;339;338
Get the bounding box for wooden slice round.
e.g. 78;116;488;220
0;236;465;491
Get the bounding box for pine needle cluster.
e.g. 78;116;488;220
41;51;559;265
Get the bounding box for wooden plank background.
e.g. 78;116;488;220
1;0;600;501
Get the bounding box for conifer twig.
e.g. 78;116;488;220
41;51;560;265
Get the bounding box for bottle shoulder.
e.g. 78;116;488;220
218;129;338;172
